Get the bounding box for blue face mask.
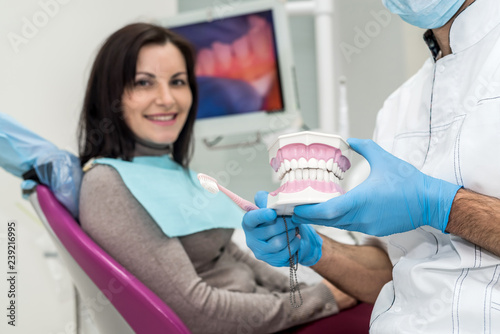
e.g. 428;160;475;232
382;0;466;29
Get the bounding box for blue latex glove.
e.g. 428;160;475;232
242;191;323;267
293;138;462;236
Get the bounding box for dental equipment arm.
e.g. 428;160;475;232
446;189;500;257
292;138;462;236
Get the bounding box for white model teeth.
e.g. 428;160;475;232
284;160;291;172
277;158;345;182
279;168;340;185
309;158;318;169
279;159;343;174
327;159;333;170
318;159;326;170
147;114;175;121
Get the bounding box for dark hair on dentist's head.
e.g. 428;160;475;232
78;22;198;168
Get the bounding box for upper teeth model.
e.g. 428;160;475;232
267;131;351;215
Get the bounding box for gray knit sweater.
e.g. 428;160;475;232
79;164;338;333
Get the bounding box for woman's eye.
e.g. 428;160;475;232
134;79;151;87
172;79;187;86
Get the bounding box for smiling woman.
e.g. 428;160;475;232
76;23;355;334
78;23;198;168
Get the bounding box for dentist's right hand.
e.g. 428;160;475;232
242;191;323;267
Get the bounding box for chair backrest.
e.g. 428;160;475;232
31;185;190;334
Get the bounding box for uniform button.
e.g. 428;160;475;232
393;306;402;312
438;65;445;72
325;303;333;310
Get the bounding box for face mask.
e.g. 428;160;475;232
382;0;466;29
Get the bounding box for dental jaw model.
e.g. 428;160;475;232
268;131;351;215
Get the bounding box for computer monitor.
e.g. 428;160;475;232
163;0;301;140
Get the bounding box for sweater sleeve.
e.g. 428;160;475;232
79;165;338;334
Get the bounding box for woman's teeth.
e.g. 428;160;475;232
146;114;176;121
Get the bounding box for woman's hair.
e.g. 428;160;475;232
78;23;198;168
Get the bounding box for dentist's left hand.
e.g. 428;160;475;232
242;191;323;267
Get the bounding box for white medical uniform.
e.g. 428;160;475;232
370;0;500;332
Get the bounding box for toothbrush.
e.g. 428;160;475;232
197;173;259;212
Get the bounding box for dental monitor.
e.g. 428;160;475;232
164;0;301;140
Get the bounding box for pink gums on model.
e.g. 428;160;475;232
269;180;346;196
269;143;351;196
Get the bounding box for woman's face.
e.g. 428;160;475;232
122;42;192;146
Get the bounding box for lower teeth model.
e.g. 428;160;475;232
267;131;351;216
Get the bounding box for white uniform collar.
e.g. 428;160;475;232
449;0;500;54
423;0;500;59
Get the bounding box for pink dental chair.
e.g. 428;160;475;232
29;185;190;334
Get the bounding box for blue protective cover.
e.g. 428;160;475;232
0;113;82;218
93;156;244;237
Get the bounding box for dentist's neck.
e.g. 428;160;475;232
432;0;475;57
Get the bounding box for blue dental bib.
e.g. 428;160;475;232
92;155;244;237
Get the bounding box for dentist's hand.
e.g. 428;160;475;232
293;138;462;236
242;191;323;267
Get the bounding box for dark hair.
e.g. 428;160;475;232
78;23;198;168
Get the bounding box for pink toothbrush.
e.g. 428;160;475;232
197;173;259;211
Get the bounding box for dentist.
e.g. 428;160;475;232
243;0;500;332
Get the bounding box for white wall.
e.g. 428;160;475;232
0;0;177;333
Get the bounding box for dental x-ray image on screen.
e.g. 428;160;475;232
170;10;284;119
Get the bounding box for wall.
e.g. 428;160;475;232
0;1;177;333
335;0;428;139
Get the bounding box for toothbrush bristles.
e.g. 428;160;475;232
197;173;220;194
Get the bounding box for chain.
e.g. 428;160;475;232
283;216;303;308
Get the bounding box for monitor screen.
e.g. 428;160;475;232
170;10;284;120
164;1;300;139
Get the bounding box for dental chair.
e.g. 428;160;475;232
29;184;190;334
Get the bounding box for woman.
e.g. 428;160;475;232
78;23;355;333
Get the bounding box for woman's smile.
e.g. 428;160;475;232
144;113;178;125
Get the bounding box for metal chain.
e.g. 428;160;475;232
283;216;303;308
